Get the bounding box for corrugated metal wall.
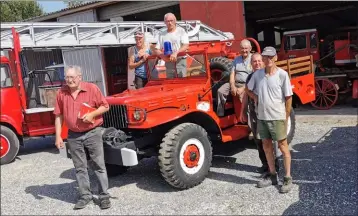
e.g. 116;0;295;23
62;48;107;96
57;9;97;22
98;1;179;20
21;49;63;73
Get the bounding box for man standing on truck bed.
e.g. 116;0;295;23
152;12;189;78
241;53;279;174
247;47;294;193
128;31;151;89
217;39;253;117
54;65;111;209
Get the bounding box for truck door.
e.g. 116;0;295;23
61;48;108;96
0;60;24;135
282;33;309;59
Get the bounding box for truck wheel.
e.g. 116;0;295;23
1;126;20;165
286;109;296;144
105;163;129;177
158;123;212;189
209;57;233;83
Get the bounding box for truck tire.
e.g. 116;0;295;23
209;57;233;82
105;163;129;177
158;123;212;189
286;109;296;144
1;126;20;165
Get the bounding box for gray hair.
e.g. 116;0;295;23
65;65;82;75
164;12;177;21
240;39;252;48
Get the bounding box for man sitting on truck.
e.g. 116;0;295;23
54;65;111;210
152;12;189;78
217;39;253;117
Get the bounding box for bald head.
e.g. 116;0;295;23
251;52;263;71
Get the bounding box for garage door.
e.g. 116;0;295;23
62;48;107;96
98;1;179;20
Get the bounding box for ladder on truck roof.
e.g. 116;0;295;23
0;21;234;49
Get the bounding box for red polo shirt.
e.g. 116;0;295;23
54;82;109;132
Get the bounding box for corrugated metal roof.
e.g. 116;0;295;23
23;1;114;22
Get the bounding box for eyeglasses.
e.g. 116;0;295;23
165;19;175;23
65;75;79;81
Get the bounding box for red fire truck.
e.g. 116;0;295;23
277;28;358;109
1;21;316;189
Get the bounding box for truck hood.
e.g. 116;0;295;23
105;83;206;106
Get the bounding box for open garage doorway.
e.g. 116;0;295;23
244;2;358;49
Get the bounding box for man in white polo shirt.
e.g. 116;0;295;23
247;46;294;193
153;13;189;78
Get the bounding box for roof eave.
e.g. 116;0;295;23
26;1;116;22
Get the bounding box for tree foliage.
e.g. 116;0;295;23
0;1;44;22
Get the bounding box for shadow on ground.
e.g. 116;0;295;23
283;125;358;215
24;138;259;204
18;136;57;156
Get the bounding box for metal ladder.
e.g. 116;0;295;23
0;21;234;49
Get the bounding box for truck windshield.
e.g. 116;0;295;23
147;53;207;80
0;64;12;88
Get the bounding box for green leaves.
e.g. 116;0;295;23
0;1;44;22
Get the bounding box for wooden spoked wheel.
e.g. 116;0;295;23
310;78;339;110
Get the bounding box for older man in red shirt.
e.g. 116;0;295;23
54;65;111;210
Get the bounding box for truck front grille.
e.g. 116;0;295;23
103;105;128;129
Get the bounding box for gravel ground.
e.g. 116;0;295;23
1;106;357;215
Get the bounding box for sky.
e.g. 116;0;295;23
38;1;67;13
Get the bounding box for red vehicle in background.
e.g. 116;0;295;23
278;28;358;109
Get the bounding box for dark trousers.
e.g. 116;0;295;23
67;127;109;200
134;76;148;89
249;104;279;171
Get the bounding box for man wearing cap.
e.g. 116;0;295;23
128;31;152;89
216;39;253;117
152;13;189;78
247;46;294;193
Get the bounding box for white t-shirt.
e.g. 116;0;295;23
155;27;189;53
247;68;293;120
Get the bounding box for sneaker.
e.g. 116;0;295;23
100;197;111;210
256;172;278;188
73;197;92;210
279;176;293;193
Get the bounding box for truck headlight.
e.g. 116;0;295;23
133;109;141;121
